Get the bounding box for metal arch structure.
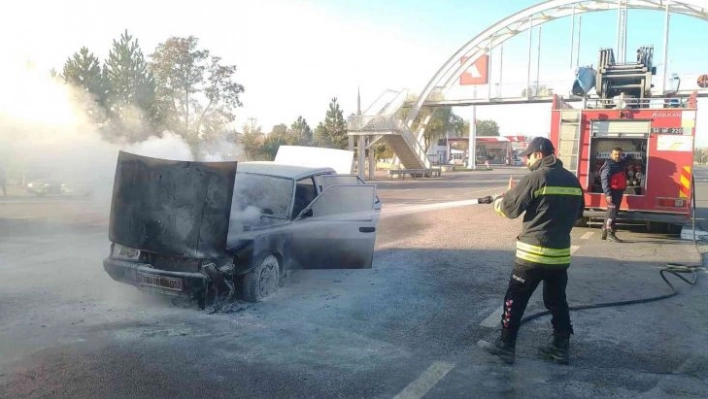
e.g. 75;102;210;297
405;0;708;129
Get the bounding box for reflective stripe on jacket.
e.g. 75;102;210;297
492;155;584;266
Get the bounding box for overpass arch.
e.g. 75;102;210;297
406;0;708;127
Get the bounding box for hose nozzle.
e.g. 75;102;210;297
477;195;494;204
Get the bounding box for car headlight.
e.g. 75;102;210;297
111;243;141;260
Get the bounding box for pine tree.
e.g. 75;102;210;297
318;97;347;149
291;116;313;146
62;47;106;106
104;30;157;141
61;47;108;123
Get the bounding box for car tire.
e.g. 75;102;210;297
242;254;280;303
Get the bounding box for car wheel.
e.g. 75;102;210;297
242;254;280;303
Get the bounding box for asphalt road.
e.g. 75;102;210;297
1;166;707;398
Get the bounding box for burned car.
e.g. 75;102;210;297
103;151;380;306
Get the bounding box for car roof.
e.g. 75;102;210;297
236;162;336;180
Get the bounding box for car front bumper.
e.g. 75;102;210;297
103;257;208;296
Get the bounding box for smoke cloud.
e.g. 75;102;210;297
0;62;236;209
124;132;194;162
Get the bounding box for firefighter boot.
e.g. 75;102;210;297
607;231;623;243
538;333;570;365
478;330;516;364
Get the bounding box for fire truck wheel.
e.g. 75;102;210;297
646;221;681;235
666;223;683;236
646;221;665;234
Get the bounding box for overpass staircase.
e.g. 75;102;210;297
347;89;432;171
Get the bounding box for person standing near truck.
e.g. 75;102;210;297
600;147;634;242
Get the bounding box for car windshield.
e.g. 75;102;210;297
231;173;293;222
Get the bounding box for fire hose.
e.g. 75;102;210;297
473;185;703;326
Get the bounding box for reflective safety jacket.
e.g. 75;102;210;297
493;156;585;266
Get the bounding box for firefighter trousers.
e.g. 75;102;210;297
500;260;572;339
604;190;624;232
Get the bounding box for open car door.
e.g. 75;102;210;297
290;184;377;269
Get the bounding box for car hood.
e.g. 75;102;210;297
109;151;237;259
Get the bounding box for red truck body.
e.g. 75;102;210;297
549;93;698;228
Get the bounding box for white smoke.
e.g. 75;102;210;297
0;62;229;205
200;137;243;162
124;132;194;161
0;63;116;195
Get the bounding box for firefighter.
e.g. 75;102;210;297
600;147;634;242
478;137;585;365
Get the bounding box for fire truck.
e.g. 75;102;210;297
550;46;699;233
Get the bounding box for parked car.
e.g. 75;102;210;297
26;178;93;197
103;151;381;307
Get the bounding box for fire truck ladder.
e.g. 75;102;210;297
595;47;656;108
557;108;582;176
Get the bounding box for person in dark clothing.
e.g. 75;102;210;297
478;137;585;365
600;147;633;242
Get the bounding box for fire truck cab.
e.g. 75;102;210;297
550;46;698;233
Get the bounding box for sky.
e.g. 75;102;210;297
3;0;708;144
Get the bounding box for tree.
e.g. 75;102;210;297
314;98;347;149
150;36;245;154
261;124;292;160
419;107;468;151
694;148;708;164
423;107;452;151
270;124;288;137
62;47;107;113
291;116;313;146
522;84;554;97
475;119;500;136
104;30;157;141
239;119;264;161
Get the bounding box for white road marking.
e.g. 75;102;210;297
480;306;504;328
571;245;580;255
393;361;455;399
580;232;595;240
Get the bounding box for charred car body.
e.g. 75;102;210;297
103;151;380;306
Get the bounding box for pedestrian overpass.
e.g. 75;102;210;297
347;0;708;179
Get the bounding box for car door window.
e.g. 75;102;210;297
321;175;360;189
292;177;317;219
322;175;381;210
308;185;375;220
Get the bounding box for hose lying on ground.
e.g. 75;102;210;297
521;175;704;325
520;263;702;325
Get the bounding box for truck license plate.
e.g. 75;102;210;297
137;272;183;292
